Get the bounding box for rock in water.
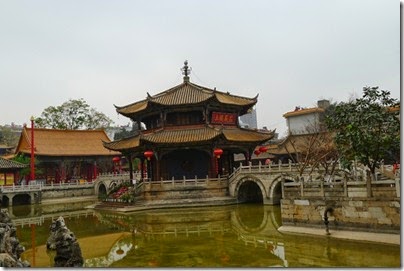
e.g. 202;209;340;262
0;209;30;267
46;216;84;267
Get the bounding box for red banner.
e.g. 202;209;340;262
211;112;237;125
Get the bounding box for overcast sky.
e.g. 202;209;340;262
0;0;400;136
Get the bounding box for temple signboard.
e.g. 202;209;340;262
211;112;237;125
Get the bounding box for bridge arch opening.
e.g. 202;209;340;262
13;194;31;206
98;183;107;199
1;196;9;207
237;180;263;204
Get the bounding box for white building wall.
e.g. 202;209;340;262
287;113;320;135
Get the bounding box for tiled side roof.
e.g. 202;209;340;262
115;81;257;117
0;157;27;169
16;128;120;156
283;107;324;118
266;133;334;155
388;105;400;112
222;128;273;142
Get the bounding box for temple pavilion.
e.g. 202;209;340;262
103;61;274;185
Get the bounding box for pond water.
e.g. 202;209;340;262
10;201;400;268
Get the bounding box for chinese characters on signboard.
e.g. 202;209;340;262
211;112;237;125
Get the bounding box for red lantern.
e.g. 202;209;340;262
112;156;121;162
259;146;268;153
213;148;223;158
254;150;261;156
144;150;154;160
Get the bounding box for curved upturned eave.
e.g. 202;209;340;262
214;91;258;107
115;100;148;118
102;135;141;152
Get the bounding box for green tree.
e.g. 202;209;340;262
12;154;43;181
326;86;400;176
113;122;140;140
0;126;20;147
35;98;113;130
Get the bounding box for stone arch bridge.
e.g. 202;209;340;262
94;163;328;205
228;163;325;205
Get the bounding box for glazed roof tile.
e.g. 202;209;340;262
16;127;120;156
143;127;221;144
151;83;213;105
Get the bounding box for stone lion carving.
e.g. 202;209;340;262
46;216;84;267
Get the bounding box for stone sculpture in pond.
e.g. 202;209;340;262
0;209;30;267
46;216;84;267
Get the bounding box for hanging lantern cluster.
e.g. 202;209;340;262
259;146;268;153
213;148;223;159
254;146;268;156
144;150;154;160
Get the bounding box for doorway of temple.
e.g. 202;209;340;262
162;149;210;180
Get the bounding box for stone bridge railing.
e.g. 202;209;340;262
228;161;322;185
96;172;131;183
1;182;94;193
1;184;42;193
282;177;400;199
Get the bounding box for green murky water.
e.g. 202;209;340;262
10;202;400;268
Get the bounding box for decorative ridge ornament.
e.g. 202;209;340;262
181;60;191;82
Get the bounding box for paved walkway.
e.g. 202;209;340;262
278;225;400;245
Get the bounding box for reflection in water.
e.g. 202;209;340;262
235;204;265;230
13;203;400;268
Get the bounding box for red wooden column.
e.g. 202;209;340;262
30;116;35;183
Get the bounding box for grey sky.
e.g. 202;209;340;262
0;0;400;136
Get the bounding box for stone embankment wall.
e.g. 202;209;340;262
41;187;94;201
142;181;228;201
281;197;400;233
